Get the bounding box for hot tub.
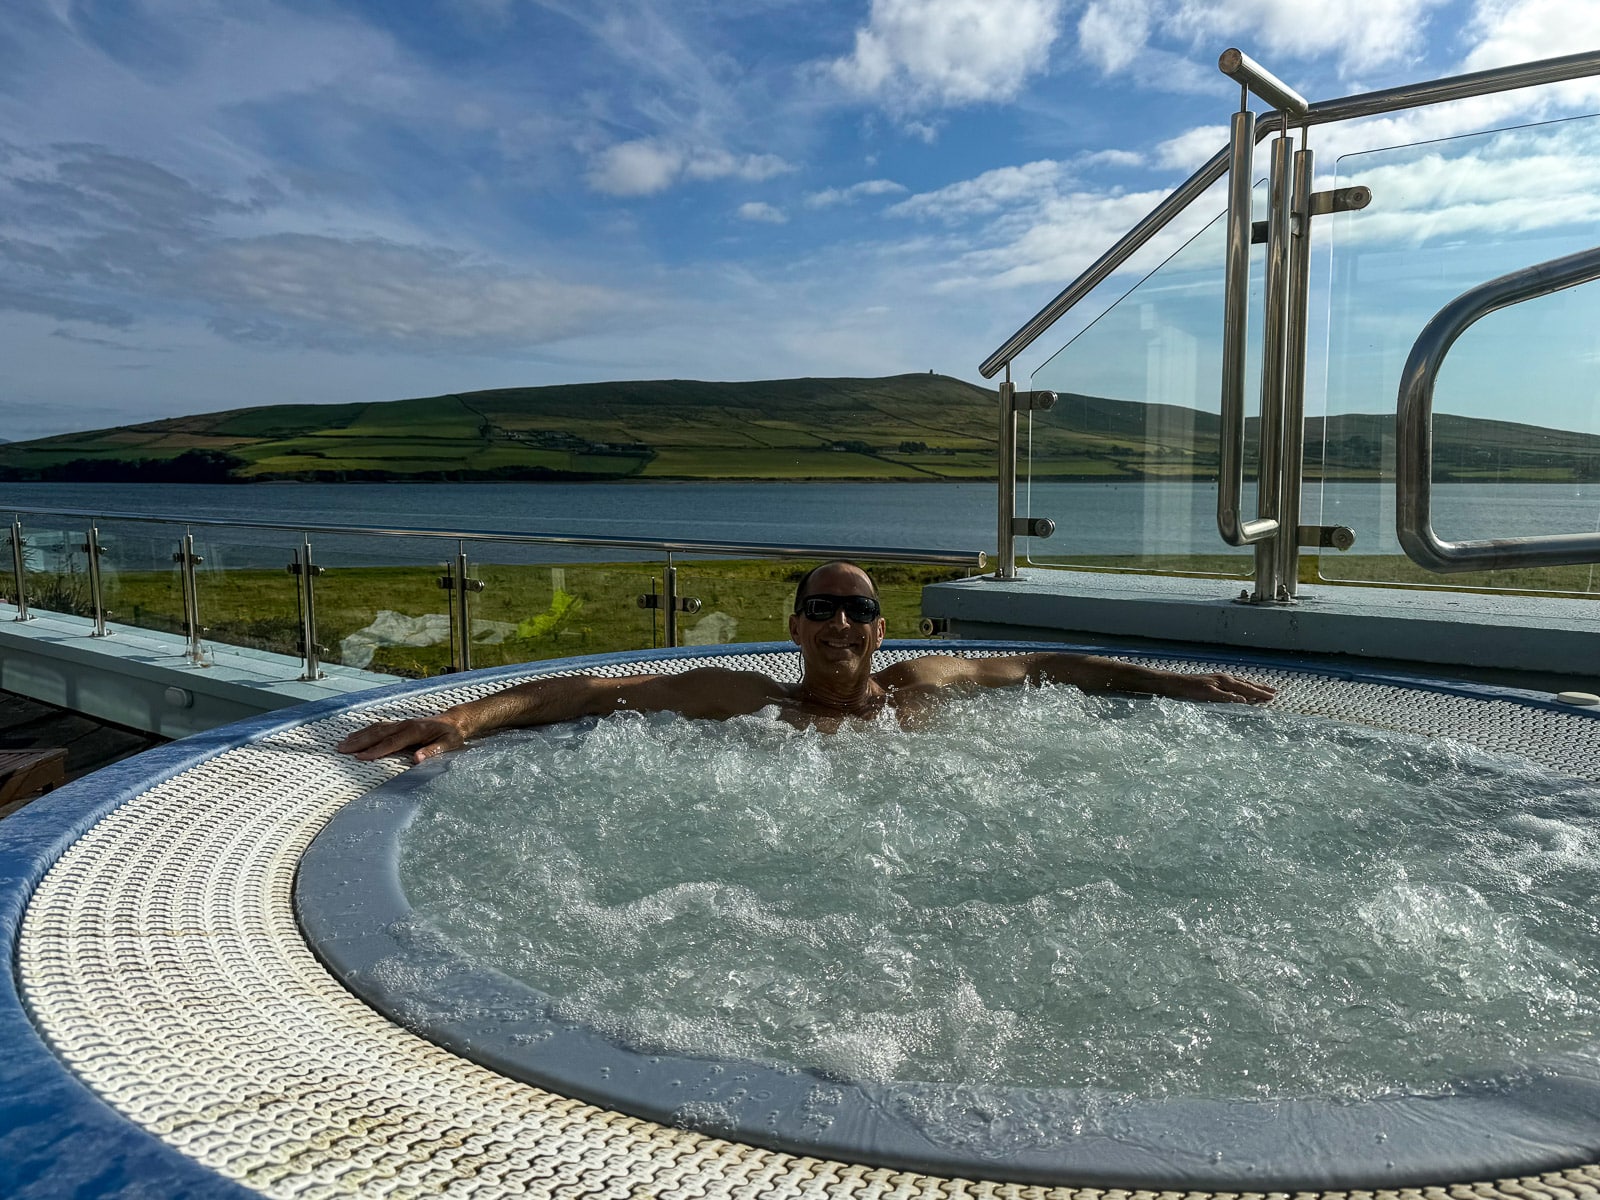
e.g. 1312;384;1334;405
4;642;1600;1198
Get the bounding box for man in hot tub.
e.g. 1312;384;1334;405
338;560;1275;762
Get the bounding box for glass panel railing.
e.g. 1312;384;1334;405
189;532;304;663
1317;114;1600;594
470;554;662;666
11;520;93;619
313;534;459;678
1024;197;1263;576
93;519;189;639
0;506;986;672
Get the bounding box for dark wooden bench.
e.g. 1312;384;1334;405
0;747;69;813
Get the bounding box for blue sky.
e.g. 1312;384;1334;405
1;0;1597;441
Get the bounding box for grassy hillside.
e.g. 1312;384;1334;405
3;375;1597;483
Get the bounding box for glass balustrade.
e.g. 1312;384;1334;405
0;507;983;679
1316;113;1600;595
90;519;189;639
309;534;461;678
189;531;304;663
1024;195;1264;576
470;554;662;666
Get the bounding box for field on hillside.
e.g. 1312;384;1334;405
5;374;1599;484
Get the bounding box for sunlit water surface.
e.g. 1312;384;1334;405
397;686;1600;1102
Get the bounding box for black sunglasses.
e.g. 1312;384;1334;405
795;593;881;623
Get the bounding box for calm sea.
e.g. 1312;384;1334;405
3;479;1597;568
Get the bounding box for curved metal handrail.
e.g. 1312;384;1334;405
1396;245;1600;572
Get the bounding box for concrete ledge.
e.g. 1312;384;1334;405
924;570;1600;694
0;607;399;738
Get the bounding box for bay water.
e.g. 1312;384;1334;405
3;479;1597;567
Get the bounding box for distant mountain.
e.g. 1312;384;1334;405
2;376;1596;484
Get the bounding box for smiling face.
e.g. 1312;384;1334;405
788;562;885;671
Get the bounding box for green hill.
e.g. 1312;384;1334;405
3;375;1597;484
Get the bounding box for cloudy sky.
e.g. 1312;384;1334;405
2;0;1597;441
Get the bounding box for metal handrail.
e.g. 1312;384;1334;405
0;506;986;568
1216;109;1279;548
980;47;1600;379
1396;245;1600;572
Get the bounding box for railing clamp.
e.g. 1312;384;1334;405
1298;524;1356;551
1252;187;1370;243
1009;388;1058;413
638;564;699;648
1011;517;1055;539
636;592;702;614
1310;186;1372;217
436;573;485;593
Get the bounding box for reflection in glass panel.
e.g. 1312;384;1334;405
470;554;662;667
1317;114;1600;594
1025;197;1262;577
313;534;461;678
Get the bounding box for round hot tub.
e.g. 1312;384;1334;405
6;642;1600;1199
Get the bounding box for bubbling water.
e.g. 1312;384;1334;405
397;685;1600;1102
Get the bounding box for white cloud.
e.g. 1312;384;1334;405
804;179;907;208
1079;0;1450;84
735;201;786;224
685;149;793;183
890;161;1066;221
1078;0;1150;74
199;235;628;347
1187;0;1449;69
1463;0;1600;106
585;139;683;196
1154;125;1231;172
586;138;795;196
829;0;1066;110
1079;148;1146;169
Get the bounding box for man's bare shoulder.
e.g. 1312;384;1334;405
874;653;1015;689
634;665;792;719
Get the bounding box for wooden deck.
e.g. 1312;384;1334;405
0;691;166;820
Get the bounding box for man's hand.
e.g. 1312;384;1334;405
1154;671;1276;704
336;715;468;763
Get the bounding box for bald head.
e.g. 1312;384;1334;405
792;561;877;612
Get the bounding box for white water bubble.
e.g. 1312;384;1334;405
398;686;1600;1101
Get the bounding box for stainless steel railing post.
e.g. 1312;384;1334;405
664;559;679;648
8;519;30;622
84;524;108;636
1251;128;1296;599
174;532;205;665
290;534;325;681
438;546;486;673
1273;144;1317;597
995;379;1020;580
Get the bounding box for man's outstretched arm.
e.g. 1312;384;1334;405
336;667;784;762
883;652;1276;704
